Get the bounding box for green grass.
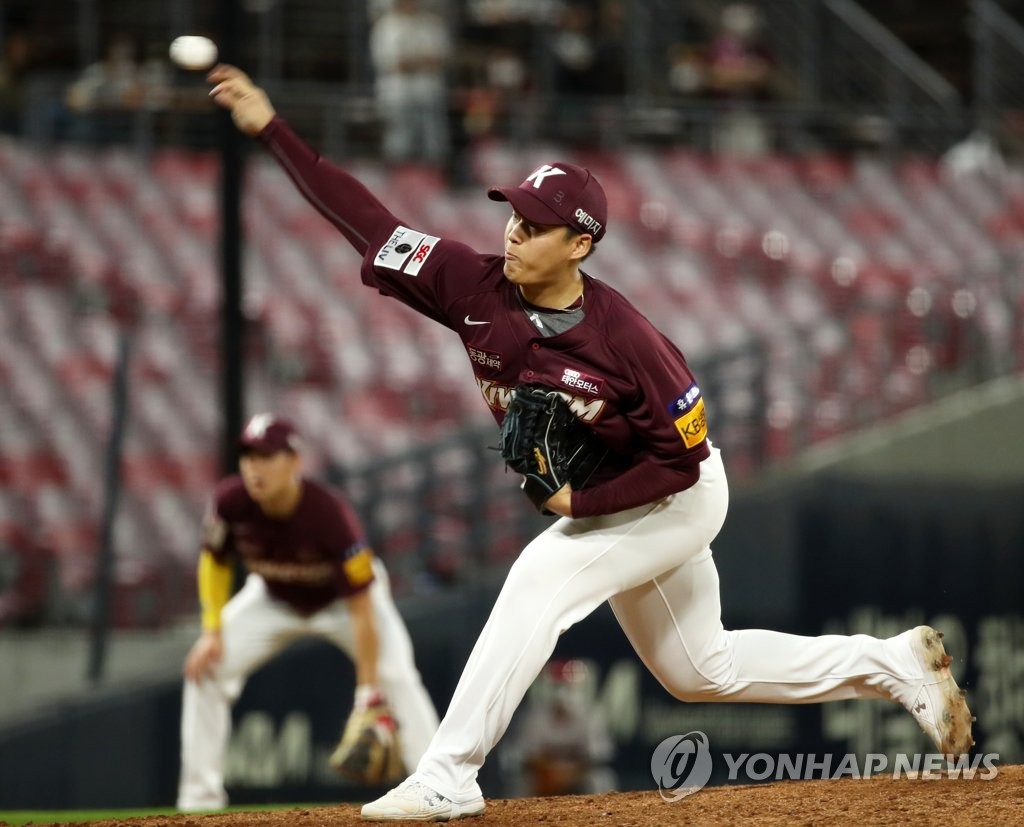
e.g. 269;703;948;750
0;803;330;825
0;808;176;825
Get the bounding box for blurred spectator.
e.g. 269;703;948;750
550;3;597;92
63;32;180;145
545;1;626;145
547;3;595;143
456;44;529;147
941;129;1007;178
702;3;782;155
370;0;452;165
0;29;34;134
666;42;706;98
65;32;144;114
138;42;174;112
501;659;617;797
63;32;144;144
664;8;713;99
704;3;779;102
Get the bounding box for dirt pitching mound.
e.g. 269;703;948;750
49;764;1024;827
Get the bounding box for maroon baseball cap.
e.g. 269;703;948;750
238;414;302;455
488;162;608;242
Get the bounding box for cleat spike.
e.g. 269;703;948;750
904;626;973;757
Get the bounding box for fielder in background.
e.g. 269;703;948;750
501;659;617;798
207;66;974;821
176;414;439;812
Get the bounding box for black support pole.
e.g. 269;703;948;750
87;331;131;683
219;0;245;475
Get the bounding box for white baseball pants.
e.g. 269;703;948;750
177;558;439;810
413;445;925;803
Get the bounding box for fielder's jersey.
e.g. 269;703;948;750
202;475;375;615
260;119;711;518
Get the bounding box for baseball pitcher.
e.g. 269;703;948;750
207;66;974;821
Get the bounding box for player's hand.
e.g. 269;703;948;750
543;484;573;518
207;64;275;136
184;629;224;682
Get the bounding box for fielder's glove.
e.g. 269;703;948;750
499;384;607;513
328;692;403;785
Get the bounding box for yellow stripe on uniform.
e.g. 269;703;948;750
198;550;233;631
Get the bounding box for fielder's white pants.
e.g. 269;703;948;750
177;559;438;810
413;445;924;803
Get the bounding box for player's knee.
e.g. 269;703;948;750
662;639;736;701
667;671;730;701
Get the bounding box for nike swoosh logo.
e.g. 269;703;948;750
464;316;490;326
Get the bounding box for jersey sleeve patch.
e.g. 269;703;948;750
668;384;708;449
375;225;439;276
342;544;375;588
403;235;440;275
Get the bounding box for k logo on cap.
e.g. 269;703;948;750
524;164;567;189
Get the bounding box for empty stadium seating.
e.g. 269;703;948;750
1;136;1021;626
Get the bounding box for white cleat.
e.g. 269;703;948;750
901;625;975;758
361;779;485;822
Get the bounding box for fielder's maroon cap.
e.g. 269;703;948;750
238;413;302;455
488;161;608;242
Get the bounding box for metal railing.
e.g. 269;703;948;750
759;0;967;152
972;0;1024;139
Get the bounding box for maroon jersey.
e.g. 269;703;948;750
201;475;375;615
260;119;711;517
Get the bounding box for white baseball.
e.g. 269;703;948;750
169;36;218;71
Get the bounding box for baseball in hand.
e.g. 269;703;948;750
169;36;218;71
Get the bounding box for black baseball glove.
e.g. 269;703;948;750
499;384;607;513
